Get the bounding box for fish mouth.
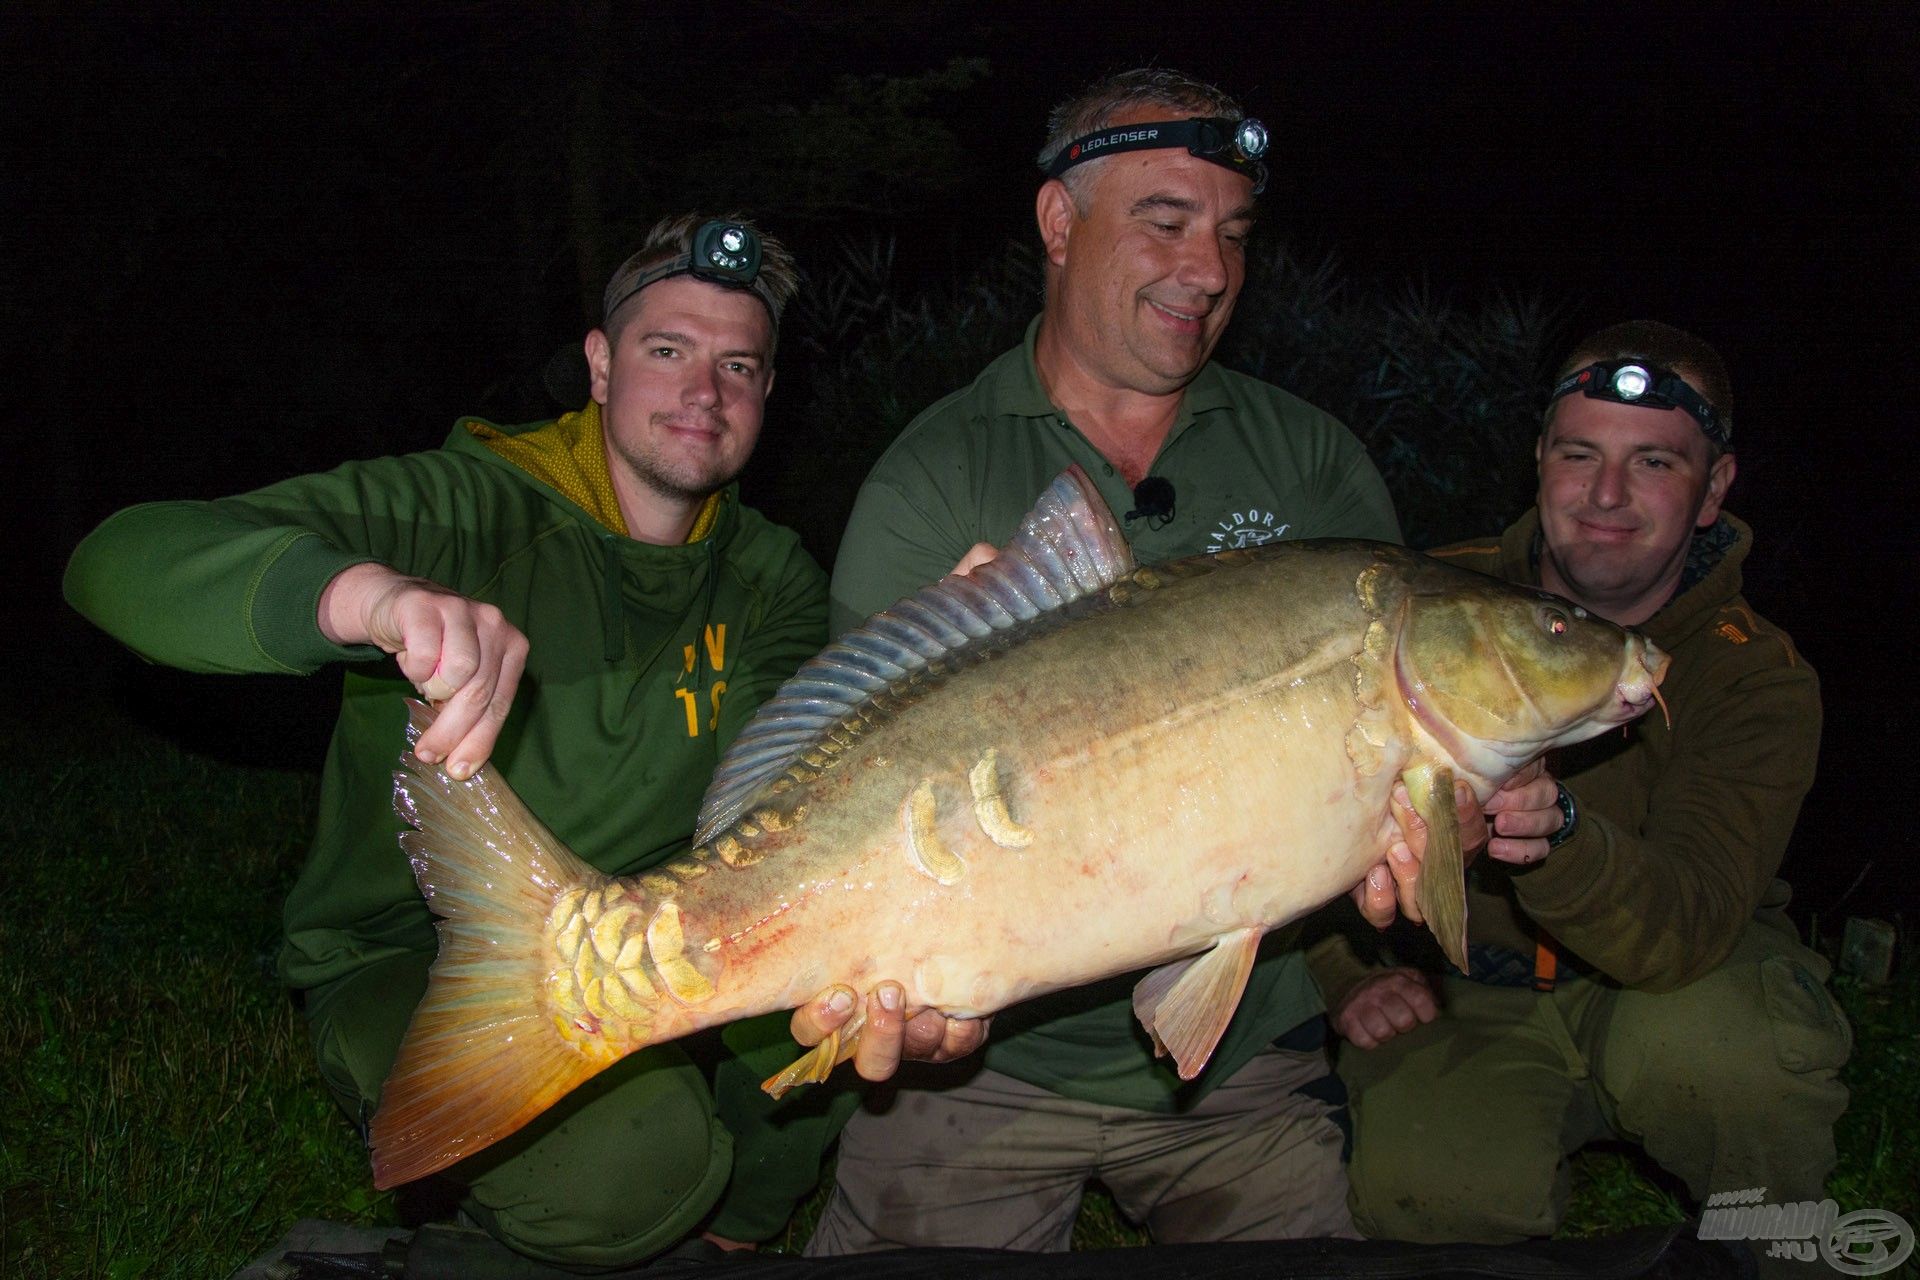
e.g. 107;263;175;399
1614;636;1672;726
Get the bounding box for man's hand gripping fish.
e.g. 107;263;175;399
369;466;1668;1188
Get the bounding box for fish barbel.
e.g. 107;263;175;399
369;467;1668;1188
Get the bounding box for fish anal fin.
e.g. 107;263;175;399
1130;928;1262;1080
761;1006;868;1099
1404;763;1470;974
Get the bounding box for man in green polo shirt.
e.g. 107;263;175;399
808;68;1440;1254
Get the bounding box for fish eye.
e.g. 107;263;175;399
1541;607;1570;637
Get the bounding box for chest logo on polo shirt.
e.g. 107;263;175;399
674;624;729;738
1208;509;1290;552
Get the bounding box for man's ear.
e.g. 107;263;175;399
584;329;612;404
1036;179;1076;268
1697;451;1737;527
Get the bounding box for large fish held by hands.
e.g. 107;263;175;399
369;467;1668;1188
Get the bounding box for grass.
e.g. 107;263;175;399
3;687;1914;1277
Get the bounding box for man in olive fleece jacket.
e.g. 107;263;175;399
1315;322;1850;1263
63;215;945;1268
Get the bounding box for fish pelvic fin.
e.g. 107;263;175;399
1131;928;1262;1080
761;1003;869;1099
694;464;1132;845
369;701;627;1190
1404;763;1471;974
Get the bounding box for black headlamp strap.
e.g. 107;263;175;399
603;256;779;324
1549;361;1729;447
1046;117;1268;194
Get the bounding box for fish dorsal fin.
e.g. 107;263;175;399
694;465;1131;845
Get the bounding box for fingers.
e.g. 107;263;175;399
1390;840;1424;922
851;983;907;1082
1385;787;1428;925
1484;775;1558;816
439;624;530;779
949;543;998;577
1488;833;1554;865
791;983;988;1081
1455;780;1490;856
789;985;858;1048
1483;763;1564;865
1390;973;1441;1025
1390;784;1425;854
1334;969;1439;1050
382;591;527;777
1351;861;1397;930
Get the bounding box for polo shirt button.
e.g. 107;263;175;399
1103;464;1114;476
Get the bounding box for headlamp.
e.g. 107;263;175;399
1044;115;1270;195
1548;359;1730;448
602;219;778;322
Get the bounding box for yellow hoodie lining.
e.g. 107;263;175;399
467;401;722;543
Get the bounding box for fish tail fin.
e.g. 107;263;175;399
1404;763;1470;975
369;701;626;1190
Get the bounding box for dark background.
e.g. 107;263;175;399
8;3;1914;917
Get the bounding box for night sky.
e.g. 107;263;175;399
10;4;1916;913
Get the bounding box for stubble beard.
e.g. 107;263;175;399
618;410;742;505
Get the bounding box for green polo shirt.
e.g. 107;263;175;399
829;316;1400;1111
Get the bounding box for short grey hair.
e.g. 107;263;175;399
601;212;800;345
1036;68;1245;207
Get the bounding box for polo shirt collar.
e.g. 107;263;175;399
1002;315;1236;441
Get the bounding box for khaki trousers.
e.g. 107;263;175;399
807;1045;1355;1254
1339;919;1851;1247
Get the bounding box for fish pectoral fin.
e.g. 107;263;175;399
1130;928;1262;1081
1404;763;1470;975
761;1006;868;1099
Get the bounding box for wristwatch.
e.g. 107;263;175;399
1544;782;1578;849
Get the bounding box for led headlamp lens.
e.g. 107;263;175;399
696;221;761;280
1610;364;1652;400
1234;119;1269;161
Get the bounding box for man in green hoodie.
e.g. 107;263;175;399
1316;321;1851;1268
64;213;894;1267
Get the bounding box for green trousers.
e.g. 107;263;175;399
304;949;732;1268
1338;917;1851;1244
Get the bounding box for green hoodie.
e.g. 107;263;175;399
67;412;826;987
64;410;831;1240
